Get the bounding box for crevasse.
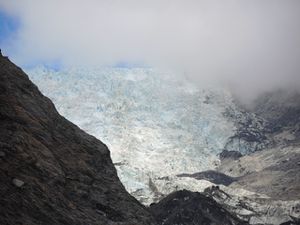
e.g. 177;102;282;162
26;66;261;204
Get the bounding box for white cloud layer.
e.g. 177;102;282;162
1;0;300;101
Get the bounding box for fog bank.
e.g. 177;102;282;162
1;0;300;101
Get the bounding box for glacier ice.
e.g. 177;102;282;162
26;66;266;204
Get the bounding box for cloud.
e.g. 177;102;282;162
1;0;300;101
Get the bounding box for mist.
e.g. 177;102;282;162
1;0;300;102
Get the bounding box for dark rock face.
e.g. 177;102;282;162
150;190;248;225
220;150;242;160
0;55;155;224
177;170;237;186
252;90;300;145
223;105;269;154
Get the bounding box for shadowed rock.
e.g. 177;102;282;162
150;189;248;225
0;54;155;224
220;150;242;160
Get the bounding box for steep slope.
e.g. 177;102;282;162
26;66;267;204
0;54;155;224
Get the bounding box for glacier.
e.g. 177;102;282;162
26;66;266;204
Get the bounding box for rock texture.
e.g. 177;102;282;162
252;90;300;146
219;150;242;161
217;90;300;200
223;104;269;154
217;145;300;201
0;54;155;224
150;189;248;225
204;186;300;225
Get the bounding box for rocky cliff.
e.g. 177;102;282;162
0;53;155;224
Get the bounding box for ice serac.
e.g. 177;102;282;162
27;66;267;204
0;55;155;224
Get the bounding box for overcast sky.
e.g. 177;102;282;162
0;0;300;101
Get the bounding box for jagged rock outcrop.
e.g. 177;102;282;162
223;105;269;154
252;90;300;146
219;150;243;161
0;54;155;224
204;185;300;225
150;189;248;225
